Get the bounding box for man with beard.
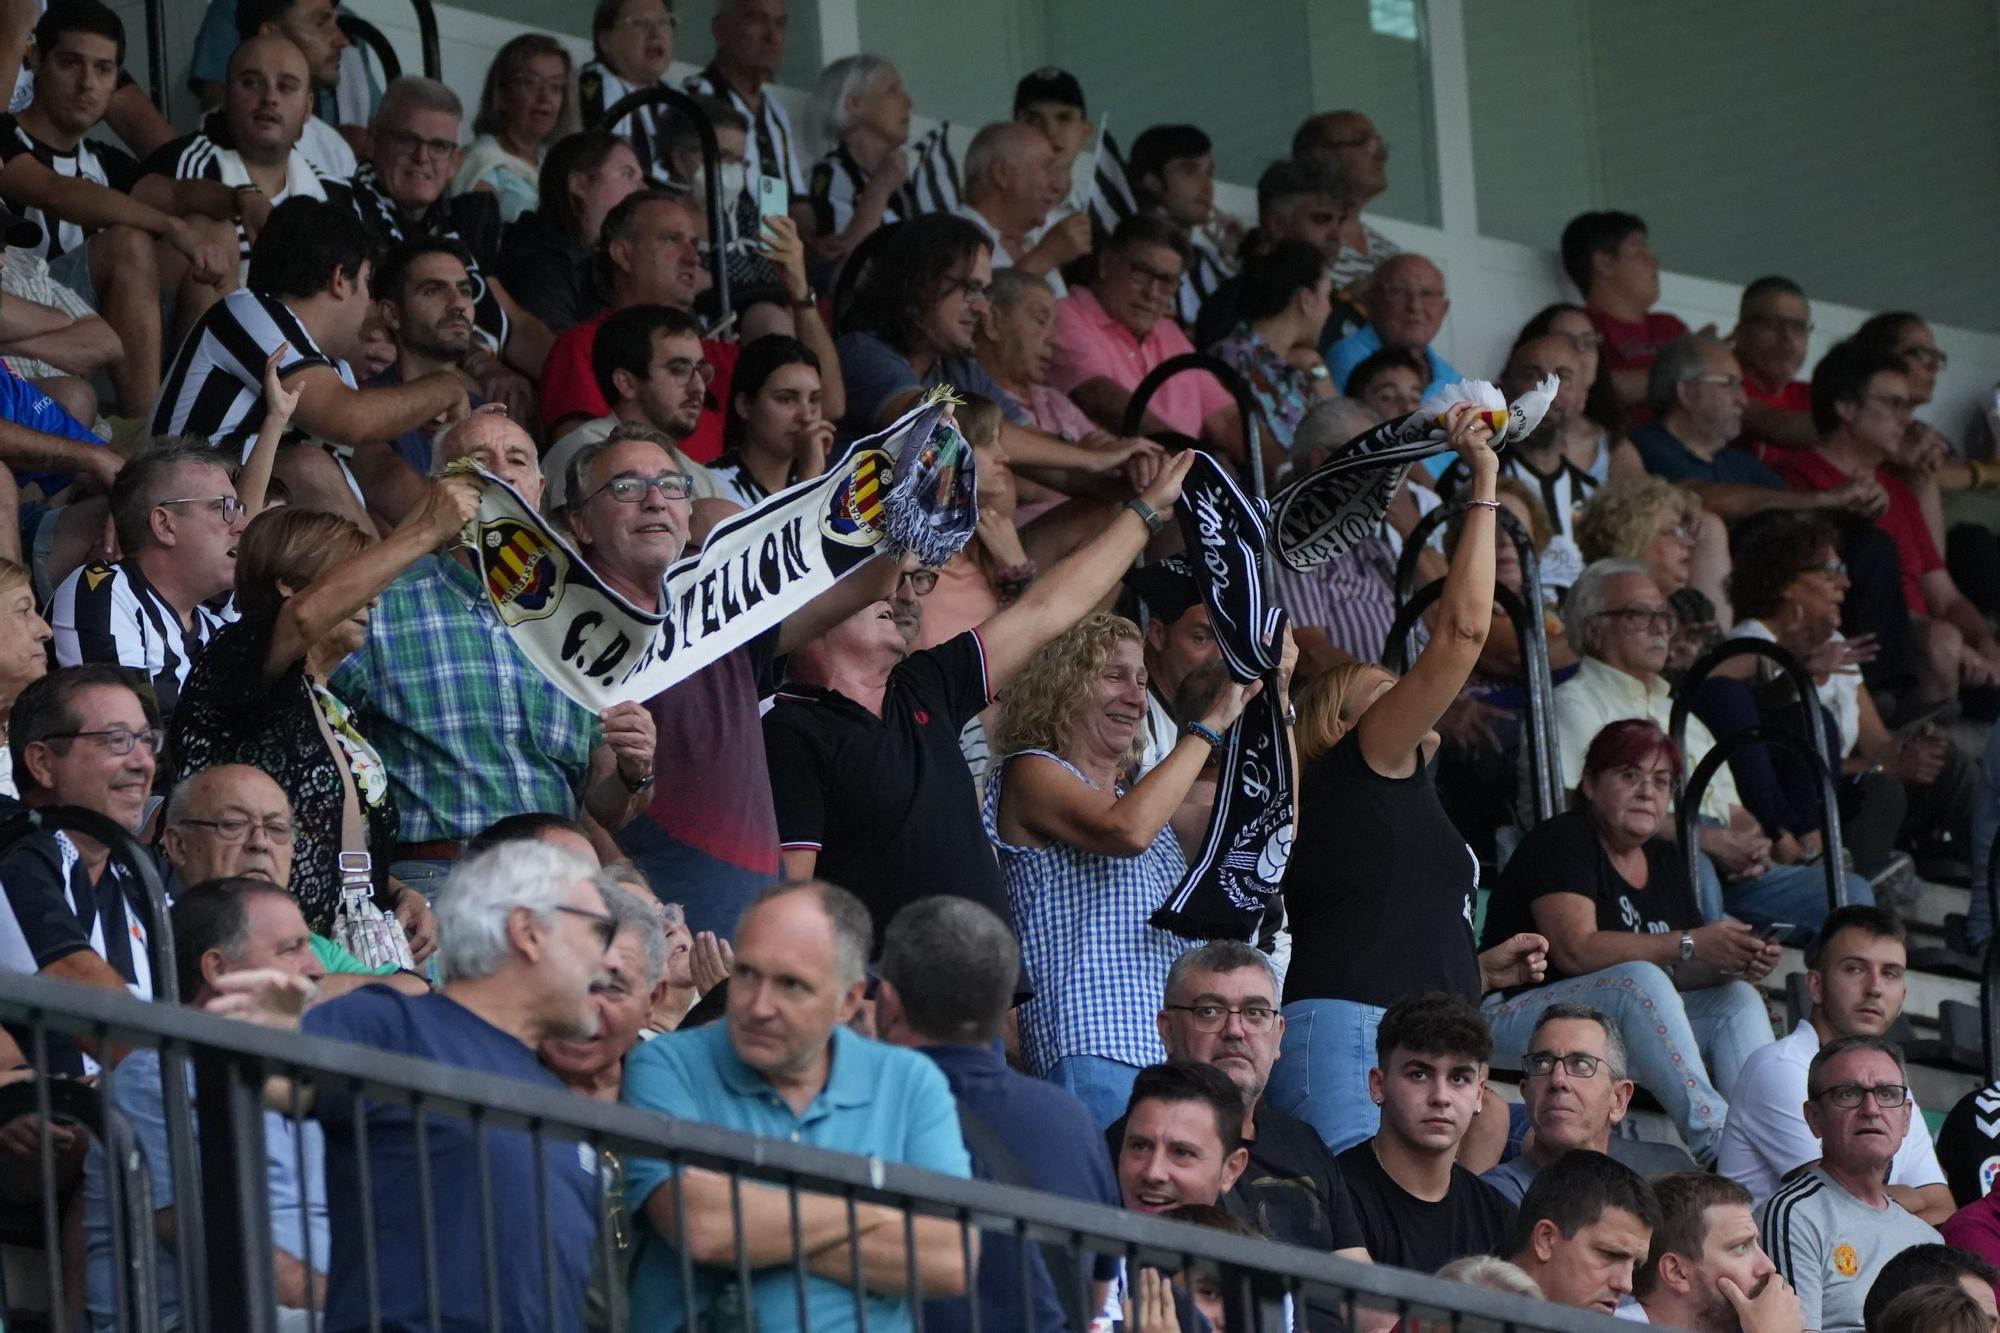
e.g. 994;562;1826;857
1637;1174;1804;1333
368;237;489;473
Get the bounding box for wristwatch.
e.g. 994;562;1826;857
1678;931;1696;963
1125;497;1167;535
621;768;656;795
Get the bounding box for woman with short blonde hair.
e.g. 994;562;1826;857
1578;474;1730;619
457;34;576;223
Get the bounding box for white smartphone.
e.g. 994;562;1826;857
757;174;788;231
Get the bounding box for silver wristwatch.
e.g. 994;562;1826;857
1678;931;1696;963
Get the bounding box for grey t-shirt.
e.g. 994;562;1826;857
834;330;1027;446
1481;1137;1701;1205
1757;1166;1942;1333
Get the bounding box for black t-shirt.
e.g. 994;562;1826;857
1282;730;1481;1008
763;631;1004;949
1335;1140;1515;1274
1480;809;1698;989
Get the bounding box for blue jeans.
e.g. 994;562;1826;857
388;858;456;905
614;819;779;941
1049;1056;1143;1130
1481;962;1775;1163
1697;854;1873;943
1263;997;1386;1154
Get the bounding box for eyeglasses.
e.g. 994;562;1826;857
896;568;939;596
1746;315;1813;337
1801;558;1849;579
179;815;297;845
377;128;460;161
1525;1051;1611;1080
1864;391;1916;416
1814;1082;1909;1109
157;494;247;523
1594;606;1678;633
584;472;695;504
658;357;716;387
1686;373;1744;391
46;726;163;755
945;276;991;305
614;12;677;34
507;73;569;97
1121;259;1182;294
1902;346;1948;372
1162;1002;1279;1033
554;904;618;952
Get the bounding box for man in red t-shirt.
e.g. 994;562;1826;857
1561;210;1687;418
1730;276;1820;463
1771;339;2000;702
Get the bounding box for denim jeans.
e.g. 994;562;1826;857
1048;1055;1144;1130
1696;854;1874;943
1481;962;1775;1163
1263;997;1387;1154
387;858;456;905
614;818;778;941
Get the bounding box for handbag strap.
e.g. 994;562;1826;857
305;676;370;873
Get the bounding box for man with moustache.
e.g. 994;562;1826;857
1637;1174;1804;1333
367;236;490;473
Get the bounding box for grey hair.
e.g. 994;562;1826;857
1289;397;1379;471
1645;331;1726;416
374;75;464;131
1526;1002;1629;1081
1562;558;1652;657
1435;1255;1543;1299
807;54;893;156
435;841;603;983
986;265;1050;315
962;122;1032;201
1163;940;1279;1006
601;881;667;991
563;425;682;518
877;896;1018;1043
741;880;874;990
1806;1032;1907;1098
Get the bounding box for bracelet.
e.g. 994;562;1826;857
1464;498;1501;511
1125;497;1167;535
1183;720;1225;748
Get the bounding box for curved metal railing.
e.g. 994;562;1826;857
1119;353;1268;544
589;85;733;328
338;14;404;84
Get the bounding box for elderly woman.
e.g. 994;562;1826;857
1211;240;1336;459
170;477;480;949
1264;405;1549;1154
986;611;1276;1126
1478;718;1779;1162
455;34;574;224
803;54;912;261
1578;474;1731;629
0;557;52;799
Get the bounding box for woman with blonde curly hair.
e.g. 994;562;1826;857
1577;475;1731;626
986;610;1278;1125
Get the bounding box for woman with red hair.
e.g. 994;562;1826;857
1478;719;1780;1162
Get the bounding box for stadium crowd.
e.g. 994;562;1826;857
3;0;2000;1329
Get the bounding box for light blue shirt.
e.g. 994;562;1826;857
1325;323;1461;394
622;1023;972;1332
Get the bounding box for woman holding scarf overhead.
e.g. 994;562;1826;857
1265;404;1551;1155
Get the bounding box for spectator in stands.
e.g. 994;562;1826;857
957;122;1077;294
364;236;491;473
1515;303;1642;483
1;666;160;1071
81;876;331;1331
1210;239;1336;458
1334;993;1516;1272
1864;1247;2000;1329
1576;475;1730;629
1560;210;1687;415
1718;906;1952;1224
984;607;1272;1125
1874;1287;1991;1333
1327;254;1460;394
1634;1173;1801;1333
0;557;50;800
1731;276;1818;458
1480;1006;1698;1204
974;267;1099;441
330;412;657;901
622;881;970;1325
1435;1254;1545;1299
226;0;358;179
1194;157;1353;351
1553;559;1871;936
1115;1059;1252;1218
1757;1036;1943;1333
1127;123;1239;328
1012;67;1104;247
803;54;909;261
709;332;834;504
542;879;662;1098
1506;1150;1658;1315
541;303;724;516
454;34;572;225
577;0;679;175
688;0;808;199
1269;409;1548;1153
877;895;1123;1333
1293;110;1399;293
1482;720;1776;1157
663;93;800;330
1122;555;1223;773
1346;345;1426;422
494;130;644;333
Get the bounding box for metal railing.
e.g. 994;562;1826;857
337;14;404;84
588;85;735;328
0;970;1628;1333
1120;354;1269;570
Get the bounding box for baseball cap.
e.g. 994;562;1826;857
1013;67;1085;117
1123;555;1201;622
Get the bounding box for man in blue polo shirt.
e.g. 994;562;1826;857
621;881;972;1331
1326;253;1460;393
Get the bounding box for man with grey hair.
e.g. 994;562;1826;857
1327;253;1461;393
541;881;667;1102
1481;1005;1695;1205
957;122;1077;295
621;881;972;1329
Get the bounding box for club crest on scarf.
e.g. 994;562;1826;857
820;449;890;547
480;517;566;624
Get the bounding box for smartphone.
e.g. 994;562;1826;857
1758;921;1793;943
756;174;788;231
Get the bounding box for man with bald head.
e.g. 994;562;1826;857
330;411;658;904
1327;252;1459;392
1292;109;1400;292
957;121;1079;295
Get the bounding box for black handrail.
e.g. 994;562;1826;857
591;85;733;329
1984;832;2000;1081
143;0;167;115
1673;723;1848;923
1119;353;1269;578
337;14;404;84
407;0;441;80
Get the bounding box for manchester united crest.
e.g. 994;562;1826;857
1833;1243;1859;1278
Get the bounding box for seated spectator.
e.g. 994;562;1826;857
1863;1246;1999;1329
1873;1286;1990;1333
1435;1254;1545;1299
957;121;1076;293
1634;1173;1801;1333
81;876;331;1331
1480;1005;1698;1204
1483;719;1776;1158
1553;560;1871;936
803;55;910;263
576;0;681;177
1123;554;1224;772
709;333;834;504
1731;276;1819;459
1193;156;1354;352
1560;210;1688;417
1293;110;1400;293
985;607;1277;1125
493;130;644;333
1327;254;1461;394
686;0;810;203
877;895;1123;1333
330;413;656;902
1514;303;1644;483
1;666;160;1072
365;237;492;473
1114;1060;1252;1216
1718;907;1951;1224
0;556;51;800
1577;475;1729;629
225;0;359;179
1506;1150;1658;1314
659;94;796;331
1334;993;1516;1272
973;266;1101;442
1012;67;1112;249
1210;239;1336;460
1346;344;1426;421
1127;123;1240;328
453;34;571;226
621;881;970;1326
466;810;602;866
1757;1036;1943;1333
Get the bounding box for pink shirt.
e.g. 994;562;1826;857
1045;287;1231;439
1026;383;1099;442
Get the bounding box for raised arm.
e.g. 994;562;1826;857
291;362;468;450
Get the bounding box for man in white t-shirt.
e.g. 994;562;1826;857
1717;906;1951;1225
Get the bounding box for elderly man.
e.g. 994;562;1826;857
1718;906;1951;1224
1757;1036;1943;1333
686;0;806;198
1507;1150;1659;1316
1481;1006;1695;1204
974;267;1102;441
1554;558;1871;935
330;412;657;902
48;441;243;720
1326;254;1460;394
1732;276;1819;458
1636;1174;1803;1333
1121;556;1224;773
621;881;971;1329
1292;110;1400;293
957;122;1075;294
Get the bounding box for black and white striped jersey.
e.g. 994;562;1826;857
804;142;903;239
686;63;808;195
150;288;356;457
346;162;509;351
136;114;351;267
0;113;137;260
1176;230;1236;329
579;63;683;180
48;557;229;719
